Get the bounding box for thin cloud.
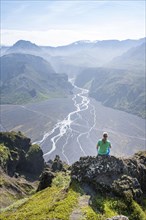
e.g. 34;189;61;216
1;28;145;47
1;1;145;46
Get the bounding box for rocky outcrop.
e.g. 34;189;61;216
37;170;55;191
47;155;65;172
71;152;146;201
0;131;45;177
51;155;64;172
37;155;67;191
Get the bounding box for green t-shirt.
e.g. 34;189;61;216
97;139;111;155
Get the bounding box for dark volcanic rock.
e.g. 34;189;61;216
25;144;44;175
0;131;31;152
112;175;142;201
51;155;63;172
0;132;45;177
37;170;55;191
71;152;146;201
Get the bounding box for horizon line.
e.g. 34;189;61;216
1;36;146;47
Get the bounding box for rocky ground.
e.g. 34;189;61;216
71;151;146;202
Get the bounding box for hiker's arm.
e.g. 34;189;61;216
109;143;112;148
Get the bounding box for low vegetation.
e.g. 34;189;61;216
0;171;146;220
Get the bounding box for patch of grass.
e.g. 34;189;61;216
81;206;105;220
0;173;79;220
26;144;41;156
47;188;79;219
52;171;71;188
103;200;118;218
91;195;146;220
0;186;79;220
0;144;10;168
0;198;29;213
129;200;146;220
0;191;19;210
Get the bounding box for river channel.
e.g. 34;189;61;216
35;80;146;164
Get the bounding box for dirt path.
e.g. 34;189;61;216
70;195;90;220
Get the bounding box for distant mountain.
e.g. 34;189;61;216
75;40;145;118
2;38;145;73
76;68;145;118
43;38;145;52
0;53;73;104
42;38;146;74
6;40;42;54
107;42;145;71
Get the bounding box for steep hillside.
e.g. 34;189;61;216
0;150;146;220
75;42;145;118
0;131;45;208
0;131;44;177
0;53;73;104
107;42;145;71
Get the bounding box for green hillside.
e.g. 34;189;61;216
0;54;73;104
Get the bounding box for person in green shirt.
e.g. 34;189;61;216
96;132;111;156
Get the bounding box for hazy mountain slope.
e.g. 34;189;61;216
107;42;145;71
2;38;145;75
0;53;73;104
6;40;42;54
43;38;146;71
75;42;145;118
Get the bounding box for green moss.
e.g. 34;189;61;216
81;206;104;220
0;173;79;220
0;186;79;220
27;144;40;156
52;171;71;188
129;200;146;220
103;200;118;218
0;144;10;168
1;198;29;213
47;188;78;219
92;195;146;220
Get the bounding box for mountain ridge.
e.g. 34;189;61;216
0;53;73;104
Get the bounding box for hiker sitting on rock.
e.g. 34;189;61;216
96;132;111;156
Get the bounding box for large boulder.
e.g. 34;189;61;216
71;152;146;201
51;155;63;172
25;144;44;175
125;151;146;192
112;175;142;201
37;170;55;191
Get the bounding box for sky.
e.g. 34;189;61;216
1;0;146;46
